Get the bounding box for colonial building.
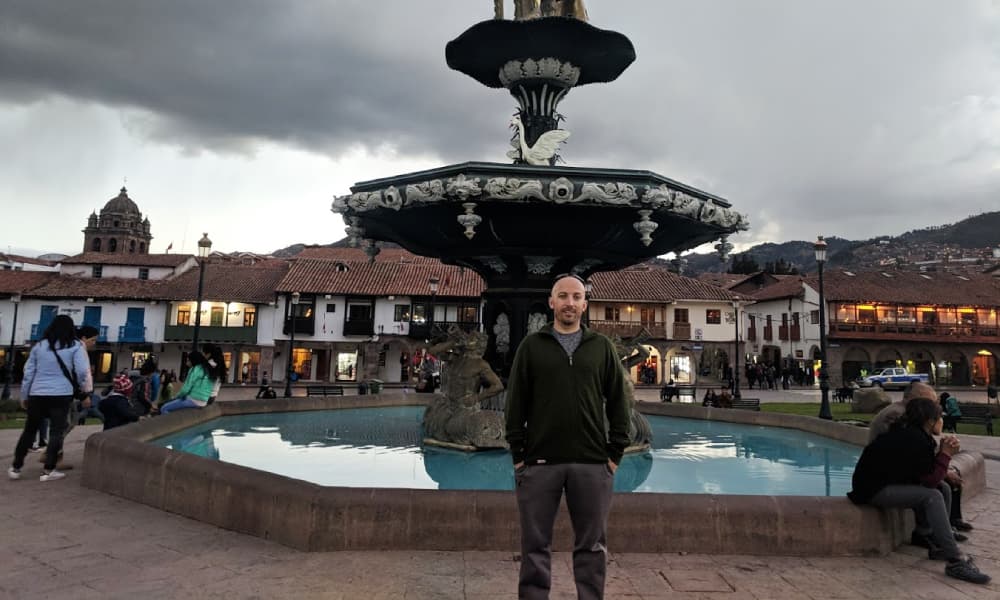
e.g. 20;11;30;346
819;270;1000;387
159;261;290;384
587;264;744;385
271;247;484;385
82;187;153;255
13;275;169;382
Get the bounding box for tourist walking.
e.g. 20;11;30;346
505;273;630;600
8;315;92;482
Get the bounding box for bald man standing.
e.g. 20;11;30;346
505;273;629;600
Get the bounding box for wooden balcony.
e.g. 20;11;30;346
408;320;480;340
343;319;375;336
164;324;257;343
671;322;691;340
829;319;1000;343
589;320;666;339
747;328;757;342
763;326;773;341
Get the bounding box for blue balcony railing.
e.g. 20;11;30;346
33;323;109;342
118;325;147;343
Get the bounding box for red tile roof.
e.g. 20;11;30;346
695;272;747;288
746;276;808;301
160;263;290;303
278;259;485;297
60;252;193;267
28;276;168;300
821;270;1000;306
590;266;742;302
0;271;59;295
295;246;440;264
0;253;58;267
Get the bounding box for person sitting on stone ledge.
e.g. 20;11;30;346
98;373;144;430
867;381;971;551
848;397;990;585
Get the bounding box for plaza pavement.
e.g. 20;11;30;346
1;387;999;599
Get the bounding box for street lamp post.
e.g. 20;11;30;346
732;300;741;399
284;291;300;398
427;276;440;340
191;233;212;353
1;293;22;401
815;236;832;420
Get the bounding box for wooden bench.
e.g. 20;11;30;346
731;398;761;411
661;385;698;402
305;385;345;397
957;404;994;435
833;387;854;403
676;385;696;402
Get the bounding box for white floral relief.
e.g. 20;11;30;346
484;177;546;201
576;182;637;205
527;312;548;334
405;180;446;203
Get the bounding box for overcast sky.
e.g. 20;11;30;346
2;1;999;258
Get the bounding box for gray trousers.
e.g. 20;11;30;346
869;482;959;560
515;462;614;600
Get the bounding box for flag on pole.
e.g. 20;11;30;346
166;242;173;253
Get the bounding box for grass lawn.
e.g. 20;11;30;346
761;402;872;423
761;402;993;436
0;416;103;430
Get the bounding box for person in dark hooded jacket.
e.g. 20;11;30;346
99;373;143;430
848;397;989;585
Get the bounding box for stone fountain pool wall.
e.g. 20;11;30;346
81;393;985;555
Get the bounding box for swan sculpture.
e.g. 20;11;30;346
508;115;571;166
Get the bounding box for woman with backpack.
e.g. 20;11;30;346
8;315;92;482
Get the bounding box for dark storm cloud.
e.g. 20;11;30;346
2;0;999;241
0;0;509;157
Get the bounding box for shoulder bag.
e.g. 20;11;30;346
51;341;88;400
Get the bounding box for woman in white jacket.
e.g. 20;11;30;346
8;315;92;482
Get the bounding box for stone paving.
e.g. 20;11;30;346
2;391;999;599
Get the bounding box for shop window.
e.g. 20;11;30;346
210;306;224;326
177;306;191;325
291;348;313;381
335;351;358;381
705;309;721;324
458;306;478;322
394;304;411;322
243;306;256;327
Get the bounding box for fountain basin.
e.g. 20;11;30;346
81;394;985;555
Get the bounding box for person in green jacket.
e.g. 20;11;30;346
505;273;629;600
939;392;962;433
160;352;217;414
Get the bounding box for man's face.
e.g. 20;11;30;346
549;277;587;330
81;335;97;350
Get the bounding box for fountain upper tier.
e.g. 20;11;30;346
332;161;748;285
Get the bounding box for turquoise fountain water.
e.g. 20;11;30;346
152;406;859;496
